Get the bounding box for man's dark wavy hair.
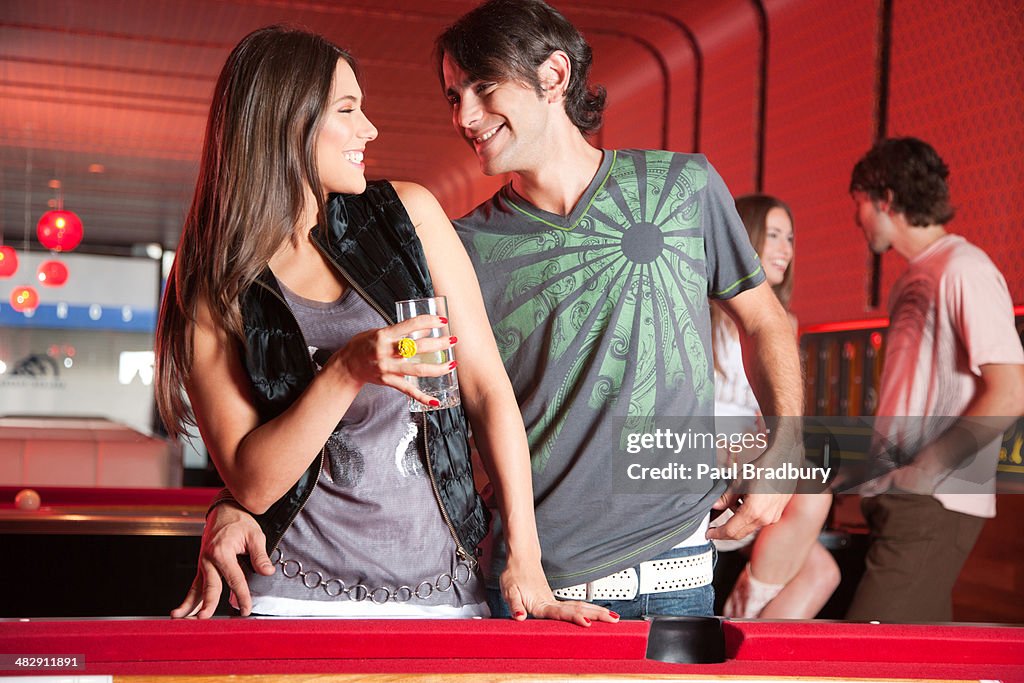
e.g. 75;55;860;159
435;0;607;136
849;137;955;226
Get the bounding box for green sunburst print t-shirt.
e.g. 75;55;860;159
455;150;764;587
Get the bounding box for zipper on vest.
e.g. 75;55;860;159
311;237;473;566
420;410;475;567
254;277;326;554
273;451;323;556
312;243;395;325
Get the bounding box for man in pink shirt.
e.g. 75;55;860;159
846;137;1024;621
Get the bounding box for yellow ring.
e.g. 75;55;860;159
396;337;417;359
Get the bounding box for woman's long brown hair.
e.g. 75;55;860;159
711;194;795;375
155;26;354;438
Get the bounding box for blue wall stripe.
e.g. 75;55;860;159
0;303;156;332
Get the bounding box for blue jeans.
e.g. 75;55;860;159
487;543;716;618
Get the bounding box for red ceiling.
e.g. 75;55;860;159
2;0;1022;326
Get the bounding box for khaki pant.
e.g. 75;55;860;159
846;494;985;622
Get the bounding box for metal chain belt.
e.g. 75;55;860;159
268;548;475;604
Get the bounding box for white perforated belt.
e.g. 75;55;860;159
552;548;714;601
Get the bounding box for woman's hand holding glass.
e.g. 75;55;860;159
326;313;457;409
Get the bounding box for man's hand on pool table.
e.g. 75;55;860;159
170;501;274;619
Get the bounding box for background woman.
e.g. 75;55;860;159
711;194;841;619
156;25;612;624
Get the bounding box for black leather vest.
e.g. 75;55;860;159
233;180;488;559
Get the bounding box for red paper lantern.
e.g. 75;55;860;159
10;285;40;313
37;260;69;287
37;210;84;252
0;245;17;278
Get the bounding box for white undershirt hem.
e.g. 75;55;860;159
672;513;711;548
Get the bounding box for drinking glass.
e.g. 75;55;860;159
395;296;461;412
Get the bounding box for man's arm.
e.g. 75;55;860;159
707;281;804;540
878;363;1024;493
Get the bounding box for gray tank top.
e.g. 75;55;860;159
245;280;484;614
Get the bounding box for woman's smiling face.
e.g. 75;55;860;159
760;206;794;286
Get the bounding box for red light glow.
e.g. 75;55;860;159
0;246;17;278
37;210;84;252
10;285;40;313
37;260;69;287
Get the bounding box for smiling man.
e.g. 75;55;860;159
434;0;802;618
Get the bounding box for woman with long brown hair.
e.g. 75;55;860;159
157;25;613;623
711;194;840;619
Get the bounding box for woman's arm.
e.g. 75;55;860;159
393;181;616;626
185;286;451;513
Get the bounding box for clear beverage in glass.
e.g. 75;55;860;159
395;296;461;412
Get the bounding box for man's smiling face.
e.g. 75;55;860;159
442;54;550;177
